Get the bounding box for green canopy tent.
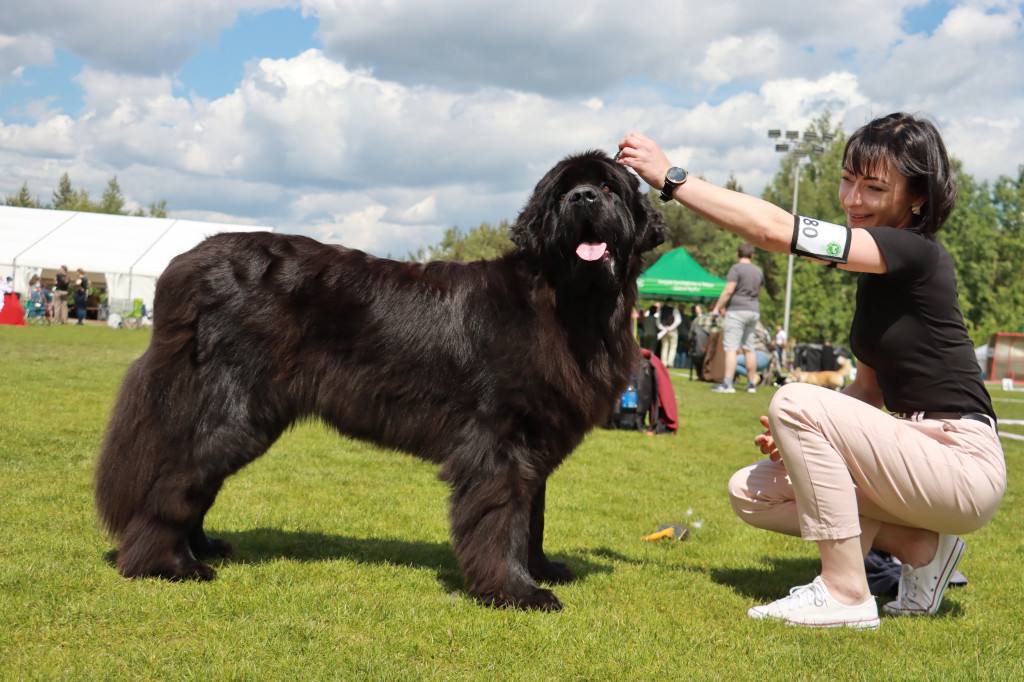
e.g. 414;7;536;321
637;247;726;301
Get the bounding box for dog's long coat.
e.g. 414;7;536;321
95;150;665;610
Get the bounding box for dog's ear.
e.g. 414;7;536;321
510;207;540;254
635;190;667;253
510;171;554;254
618;160;667;252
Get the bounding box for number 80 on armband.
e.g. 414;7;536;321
791;215;850;264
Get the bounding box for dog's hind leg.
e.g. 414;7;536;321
188;479;232;560
116;469;220;581
527;481;576;585
116;421;280;581
444;463;563;611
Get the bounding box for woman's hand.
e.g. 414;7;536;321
616;133;672;190
754;415;782;464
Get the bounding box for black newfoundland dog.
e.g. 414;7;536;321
95;150;666;610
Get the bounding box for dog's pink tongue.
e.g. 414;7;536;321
576;242;607;261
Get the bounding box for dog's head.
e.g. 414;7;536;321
511;150;666;294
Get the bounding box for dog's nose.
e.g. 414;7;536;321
568;187;599;204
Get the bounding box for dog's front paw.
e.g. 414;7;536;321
516;588;564;612
529;559;576;585
192;536;232;559
478;587;564;611
167;560;218;582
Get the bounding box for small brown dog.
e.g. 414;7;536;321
786;357;853;390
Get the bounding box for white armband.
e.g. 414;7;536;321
791;216;850;265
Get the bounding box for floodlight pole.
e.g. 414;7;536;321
783;162;800;341
767;129;832;349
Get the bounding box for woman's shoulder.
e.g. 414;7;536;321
863;227;940;278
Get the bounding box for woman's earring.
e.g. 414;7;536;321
910;204;921;215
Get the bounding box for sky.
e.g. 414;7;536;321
1;0;1023;257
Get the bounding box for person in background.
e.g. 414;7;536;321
675;305;692;368
734;321;773;387
0;276;11;314
640;302;661;355
774;325;788;367
53;265;70;324
42;281;54;323
710;242;764;393
691;303;719;333
0;276;27;325
618;112;1005;629
657;298;682;368
73;269;89;325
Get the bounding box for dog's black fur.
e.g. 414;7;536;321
95;150;665;610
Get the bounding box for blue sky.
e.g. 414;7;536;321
1;0;1022;256
905;0;958;32
1;51;84;123
177;9;321;101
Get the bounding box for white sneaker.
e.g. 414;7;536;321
883;534;965;616
710;382;735;393
748;576;880;629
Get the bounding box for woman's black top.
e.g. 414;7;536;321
849;226;994;418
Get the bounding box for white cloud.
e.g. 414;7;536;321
0;1;288;75
302;0;931;96
1;1;1023;257
698;32;786;88
0;115;77;157
395;196;439;223
941;2;1021;43
858;2;1024;124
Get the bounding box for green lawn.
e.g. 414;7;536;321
2;324;1022;681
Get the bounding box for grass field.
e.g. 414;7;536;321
2;324;1023;681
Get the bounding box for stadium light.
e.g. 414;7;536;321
767;127;834;349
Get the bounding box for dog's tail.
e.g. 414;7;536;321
95;358;162;537
95;252;204;538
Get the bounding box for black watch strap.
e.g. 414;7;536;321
659;167;688;203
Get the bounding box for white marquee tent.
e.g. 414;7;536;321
0;206;272;316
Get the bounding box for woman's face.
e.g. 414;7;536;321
839;161;922;230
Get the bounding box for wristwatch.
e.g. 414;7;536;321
659;167;688;203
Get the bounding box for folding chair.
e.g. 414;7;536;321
122;299;145;329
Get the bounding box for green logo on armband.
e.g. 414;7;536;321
794;216;850;262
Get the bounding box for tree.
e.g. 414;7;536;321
937;162;1002;343
654;112;857;344
99;176;128;215
51;173;77;211
48;172;99;212
648;175;747;284
987;165;1024;336
132;200;170;218
4;181;42;208
146;200;169;218
411;220;514;262
30;172;169;217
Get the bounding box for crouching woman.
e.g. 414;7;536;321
617;113;1006;629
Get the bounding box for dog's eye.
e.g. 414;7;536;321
602;184;612;194
558;193;567;202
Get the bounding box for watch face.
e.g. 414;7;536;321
666;167;688;184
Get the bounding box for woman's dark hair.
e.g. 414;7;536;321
842;112;957;235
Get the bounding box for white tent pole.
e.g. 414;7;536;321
125;219;178;313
